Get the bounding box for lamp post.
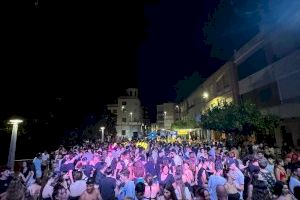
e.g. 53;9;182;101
100;126;105;143
130;112;133;122
175;105;180;120
7;119;23;169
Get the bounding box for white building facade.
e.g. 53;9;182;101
114;88;144;139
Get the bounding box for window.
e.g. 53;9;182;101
259;88;272;102
122;118;126;122
238;49;268;80
122;130;126;135
113;109;117;114
122;101;127;105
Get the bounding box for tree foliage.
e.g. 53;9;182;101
201;102;279;135
171;118;199;130
82;114;116;140
174;71;205;102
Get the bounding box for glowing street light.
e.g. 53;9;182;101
130;112;133;121
203;92;209;99
164;111;167;117
121;105;125;111
7;119;23;169
100;126;105;143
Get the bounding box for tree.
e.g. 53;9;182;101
171;118;199;130
174;71;205;102
201;102;279;135
82;113;117;141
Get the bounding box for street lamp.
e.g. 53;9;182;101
203;92;209;99
7;119;23;169
100;126;105;143
130;112;133;122
175;105;180;119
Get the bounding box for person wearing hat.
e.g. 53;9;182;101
227;158;244;199
80;177;103;200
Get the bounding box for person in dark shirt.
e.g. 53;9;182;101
0;166;13;195
99;167;116;200
145;156;156;177
95;162;107;186
83;163;94;178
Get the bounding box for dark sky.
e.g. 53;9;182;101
0;0;263;157
138;1;225;115
1;0;225;127
0;0;267;161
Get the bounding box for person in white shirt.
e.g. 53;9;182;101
27;179;42;200
70;171;87;199
289;163;300;194
171;150;182;167
42;177;55;199
227;158;244;199
42;150;50;172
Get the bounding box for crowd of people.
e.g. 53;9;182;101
1;139;300;200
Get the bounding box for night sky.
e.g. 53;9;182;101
0;0;261;160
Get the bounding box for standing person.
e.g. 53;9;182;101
227;158;244;199
95;162;107;186
80;177;103;200
157;184;178;200
258;158;275;193
0;166;13;195
208;164;226;200
224;171;240;200
1;176;25;200
144;156;156;177
171;150;182;167
19;162;35;187
289;163;300;194
42;150;50;173
117;169;135;200
33;153;43;179
52;183;70;200
275;159;287;183
195;188;210;200
182;162;194;188
99;167;116;200
173;175;192;200
135;182;145;200
250;173;272;200
144;174;159;200
27;178;42;200
69;171;86;200
216;185;228;200
266;156;275;175
159;165;175;190
196;159;209;188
